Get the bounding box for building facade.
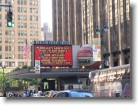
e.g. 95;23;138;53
0;0;42;69
42;23;53;41
52;0;82;45
81;0;131;67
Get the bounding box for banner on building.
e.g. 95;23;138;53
93;38;101;61
35;60;40;74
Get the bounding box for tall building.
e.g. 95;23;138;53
42;23;53;41
0;0;42;69
52;0;82;45
82;0;131;67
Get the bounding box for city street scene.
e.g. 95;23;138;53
0;0;131;98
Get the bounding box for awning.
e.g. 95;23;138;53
5;68;96;79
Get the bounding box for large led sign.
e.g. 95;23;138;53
34;45;72;67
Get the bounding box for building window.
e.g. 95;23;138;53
0;38;2;43
0;62;2;67
0;22;2;27
0;30;2;35
5;46;11;51
18;7;20;12
18;62;24;67
30;16;32;21
0;46;2;51
18;0;20;5
5;62;15;67
0;54;2;59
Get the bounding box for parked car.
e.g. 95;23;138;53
54;90;94;98
33;93;45;97
44;90;58;97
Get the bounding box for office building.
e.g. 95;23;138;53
0;0;42;69
42;23;53;41
52;0;82;45
82;0;131;67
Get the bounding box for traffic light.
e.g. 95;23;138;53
7;11;13;27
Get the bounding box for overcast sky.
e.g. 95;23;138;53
41;0;52;30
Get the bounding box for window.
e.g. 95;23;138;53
18;15;20;20
0;38;2;43
30;8;32;13
12;46;15;51
0;46;2;51
0;54;2;59
30;16;32;21
0;22;2;27
36;16;38;21
0;62;2;67
5;54;8;59
18;7;20;12
5;46;8;51
18;0;20;5
0;30;2;35
18;62;24;67
24;0;27;5
6;62;15;67
5;38;8;43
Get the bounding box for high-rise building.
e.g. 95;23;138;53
82;0;131;67
52;0;82;45
0;0;42;69
42;23;53;41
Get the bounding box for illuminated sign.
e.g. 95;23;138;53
34;45;72;67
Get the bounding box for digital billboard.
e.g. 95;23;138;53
34;45;72;67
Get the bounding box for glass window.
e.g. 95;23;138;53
0;30;2;35
0;46;2;51
18;0;20;5
0;54;2;59
18;7;20;12
0;22;2;27
24;0;27;5
5;46;8;51
0;38;2;43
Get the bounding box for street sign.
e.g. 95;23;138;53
35;60;40;74
105;61;110;66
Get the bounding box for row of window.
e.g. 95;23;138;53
17;0;38;6
0;54;25;59
0;22;38;29
0;46;28;52
0;38;38;44
0;61;26;67
0;0;38;5
0;38;15;43
17;7;38;13
0;46;15;51
0;30;39;36
0;13;38;21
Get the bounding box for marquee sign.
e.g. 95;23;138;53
34;45;72;67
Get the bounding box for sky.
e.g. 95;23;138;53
41;0;52;30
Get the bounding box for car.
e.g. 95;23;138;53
33;93;45;97
44;90;58;97
54;90;94;98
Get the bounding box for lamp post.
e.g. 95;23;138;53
2;65;6;96
38;53;44;92
95;22;109;68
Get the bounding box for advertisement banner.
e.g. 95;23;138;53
34;45;72;67
93;38;101;61
35;60;40;74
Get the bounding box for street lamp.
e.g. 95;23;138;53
95;22;109;68
2;65;6;96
